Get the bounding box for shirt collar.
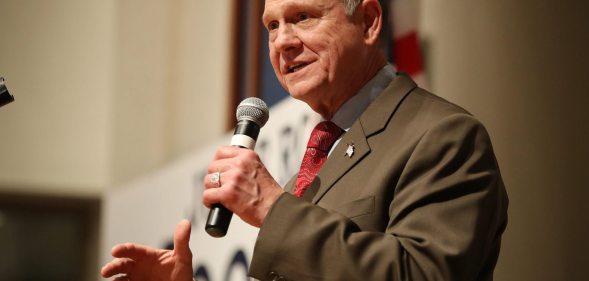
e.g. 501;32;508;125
330;64;396;130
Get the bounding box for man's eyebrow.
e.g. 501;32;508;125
262;2;311;24
261;5;283;25
261;8;280;25
261;12;272;25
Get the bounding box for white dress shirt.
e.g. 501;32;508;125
328;64;396;155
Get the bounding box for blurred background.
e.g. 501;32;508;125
1;0;588;280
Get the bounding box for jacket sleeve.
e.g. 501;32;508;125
248;114;508;281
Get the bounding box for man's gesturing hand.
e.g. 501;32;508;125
101;219;194;281
203;146;285;228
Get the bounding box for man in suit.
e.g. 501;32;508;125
101;0;508;280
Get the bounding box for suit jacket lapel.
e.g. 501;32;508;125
283;175;296;193
360;73;417;137
308;122;370;203
308;73;417;204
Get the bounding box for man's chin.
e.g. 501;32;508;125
286;88;314;104
286;90;325;114
284;80;322;100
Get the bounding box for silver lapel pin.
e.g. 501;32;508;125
345;142;355;158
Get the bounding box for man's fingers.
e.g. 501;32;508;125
206;159;233;175
203;172;222;190
207;146;258;172
111;243;153;261
202;186;226;209
212;146;240;161
101;258;135;278
173;219;193;261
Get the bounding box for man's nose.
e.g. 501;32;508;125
273;24;301;52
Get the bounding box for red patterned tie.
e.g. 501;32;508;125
294;121;344;198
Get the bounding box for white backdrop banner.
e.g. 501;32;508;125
101;98;321;281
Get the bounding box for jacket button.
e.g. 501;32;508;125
267;271;279;280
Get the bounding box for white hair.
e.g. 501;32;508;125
342;0;362;15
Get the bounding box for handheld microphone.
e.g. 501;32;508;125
205;97;269;237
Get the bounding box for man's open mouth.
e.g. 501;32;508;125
288;63;310;73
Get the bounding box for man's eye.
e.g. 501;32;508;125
297;13;309;22
267;21;279;31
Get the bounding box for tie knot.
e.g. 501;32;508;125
307;121;344;152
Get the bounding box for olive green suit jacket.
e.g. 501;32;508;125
249;74;508;281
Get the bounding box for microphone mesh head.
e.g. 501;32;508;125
236;97;269;128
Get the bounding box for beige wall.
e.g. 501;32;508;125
0;0;116;195
421;0;589;280
0;0;231;196
109;0;231;185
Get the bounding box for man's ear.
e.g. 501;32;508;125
361;0;383;45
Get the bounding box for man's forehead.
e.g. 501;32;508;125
263;0;338;19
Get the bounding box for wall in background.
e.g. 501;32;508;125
0;0;231;196
109;0;232;185
0;0;116;195
420;0;589;280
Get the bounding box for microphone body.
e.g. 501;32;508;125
205;98;268;237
